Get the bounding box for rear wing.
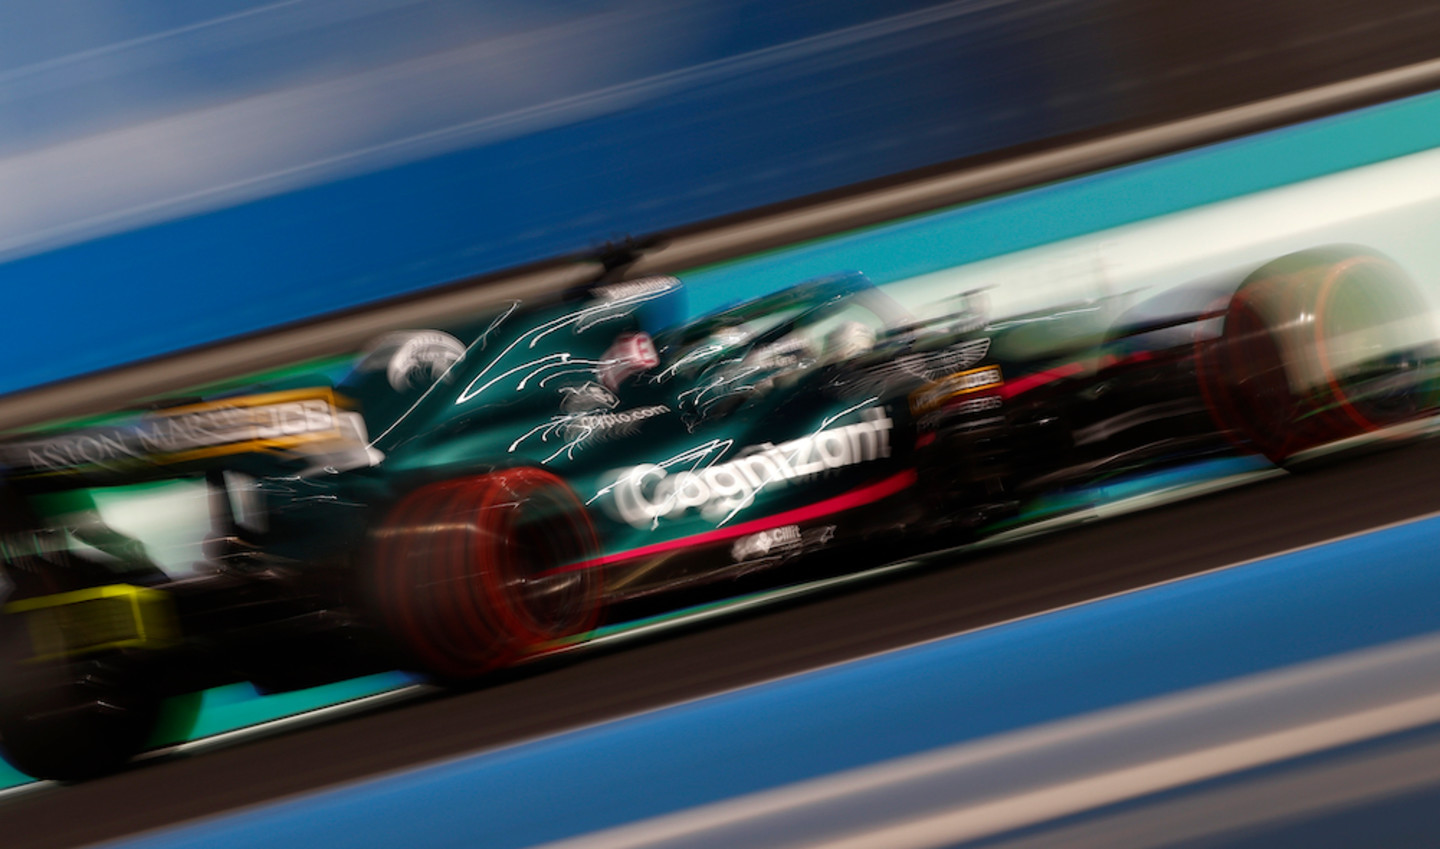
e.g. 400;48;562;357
0;388;374;492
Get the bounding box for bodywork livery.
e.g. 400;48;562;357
1;246;1437;779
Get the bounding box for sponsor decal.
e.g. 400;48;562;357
2;389;345;475
947;395;1004;416
730;523;836;562
909;365;1004;414
733;525;802;560
604;407;893;528
841;338;992;397
355;330;466;392
562;405;670;440
509;403;672;461
934;337;993;373
748;334;813;371
590;276;681;302
559;382;620;414
599;332;660;390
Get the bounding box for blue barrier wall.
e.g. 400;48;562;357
7;1;1440;397
102;512;1440;849
682;90;1440;318
0;0;1121;396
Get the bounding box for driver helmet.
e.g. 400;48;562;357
820;320;877;365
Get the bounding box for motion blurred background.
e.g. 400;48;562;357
4;0;1440;396
6;3;1440;847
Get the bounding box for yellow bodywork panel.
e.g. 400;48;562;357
3;584;179;662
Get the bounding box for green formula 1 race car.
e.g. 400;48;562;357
1;246;1436;780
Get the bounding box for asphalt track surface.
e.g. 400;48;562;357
4;436;1440;849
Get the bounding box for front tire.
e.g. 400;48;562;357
1197;247;1438;463
0;638;191;781
0;514;199;781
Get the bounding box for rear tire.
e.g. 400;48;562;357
370;468;603;681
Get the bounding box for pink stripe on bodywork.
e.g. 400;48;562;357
1000;349;1158;400
544;469;919;575
1000;362;1085;399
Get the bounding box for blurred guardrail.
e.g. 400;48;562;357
9;0;1440;402
5;55;1440;434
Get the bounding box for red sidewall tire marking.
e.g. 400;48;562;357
475;468;602;651
373;469;602;679
374;488;435;670
445;485;509;671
